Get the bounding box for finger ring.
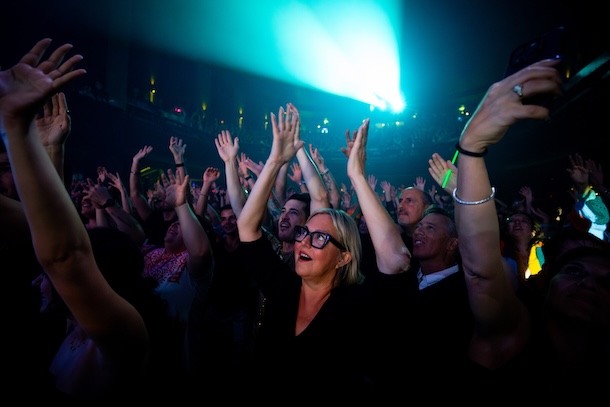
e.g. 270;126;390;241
66;110;71;114
512;84;524;98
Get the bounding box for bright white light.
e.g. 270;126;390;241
118;0;405;112
272;1;405;110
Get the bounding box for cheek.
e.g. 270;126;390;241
546;276;576;304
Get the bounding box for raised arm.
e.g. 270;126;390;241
290;104;330;212
0;38;147;348
82;181;147;245
129;144;154;221
310;143;341;209
169;136;188;178
214;130;247;217
456;58;563;368
195;166;220;222
107;170;134;214
163;169;213;277
237;104;303;242
428;152;458;195
35;92;71;181
346;119;410;275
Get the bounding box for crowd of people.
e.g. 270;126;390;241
1;38;609;402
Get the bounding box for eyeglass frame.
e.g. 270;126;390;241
293;225;346;251
506;217;532;225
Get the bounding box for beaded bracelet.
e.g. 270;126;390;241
453;187;496;205
319;169;330;176
175;163;185;167
455;142;488;157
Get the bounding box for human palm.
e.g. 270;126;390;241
0;40;84;120
35;93;71;147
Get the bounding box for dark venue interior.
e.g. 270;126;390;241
2;0;609;216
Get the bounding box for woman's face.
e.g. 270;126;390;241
506;214;534;242
294;213;345;282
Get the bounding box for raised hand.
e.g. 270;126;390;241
214;130;239;163
162;168;189;208
268;104;303;165
203;167;221;184
82;182;113;209
237;152;250;178
346;119;370;179
35;92;71;148
413;176;426;191
566;153;589;186
245;157;264;177
459;58;562;152
288;162;302;183
518;186;534;203
368;174;377;191
169;136;187;163
96;166;109;185
106;171;125;192
428;184;438;200
585;158;604;190
0;38;86;122
380;180;393;195
428;152;457;194
341;128;358;158
309;143;326;170
133;145;153;162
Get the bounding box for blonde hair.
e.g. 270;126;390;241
309;208;363;286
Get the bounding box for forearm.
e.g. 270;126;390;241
129;159;142;195
105;205;147;245
45;144;65;182
119;188;133;214
296;148;329;211
175;203;210;254
4;120;91;264
454;153;502;276
273;162;288;204
320;169;341;209
454;150;522;333
225;159;247;217
238;159;283;242
350;173;410;274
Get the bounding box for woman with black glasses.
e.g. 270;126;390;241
235;103;388;402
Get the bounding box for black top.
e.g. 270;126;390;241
238;236;381;402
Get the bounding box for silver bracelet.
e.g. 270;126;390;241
453;187;496;205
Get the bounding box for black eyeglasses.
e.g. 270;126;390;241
294;225;346;251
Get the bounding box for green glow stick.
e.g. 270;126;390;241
441;149;460;189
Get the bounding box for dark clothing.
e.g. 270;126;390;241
238;236;380;402
195;237;259;387
371;265;474;398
